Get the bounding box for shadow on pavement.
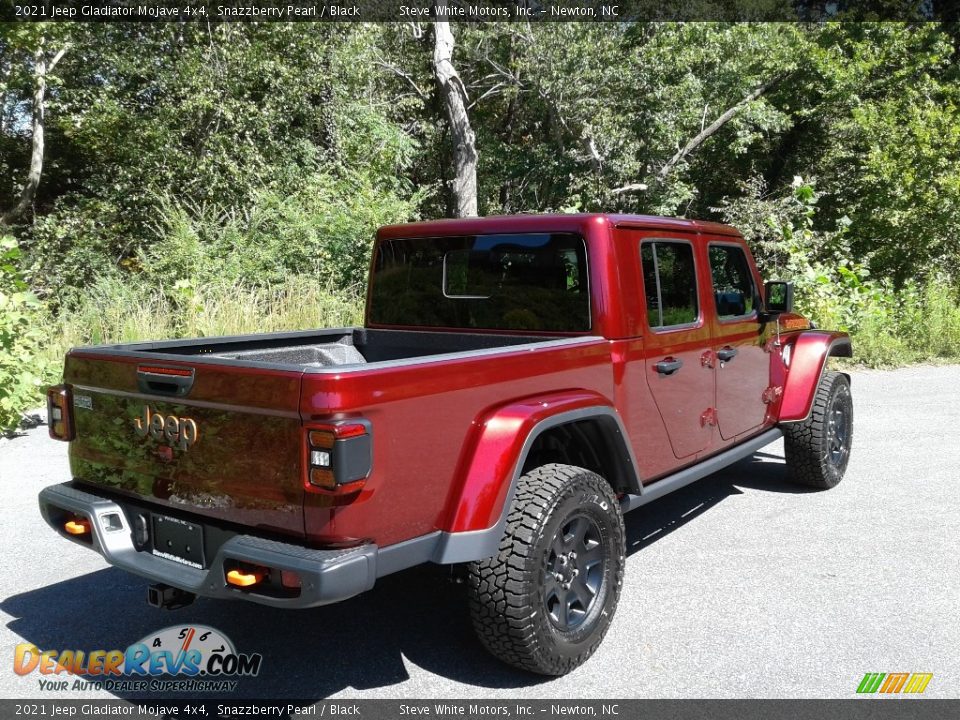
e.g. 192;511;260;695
3;450;812;700
3;563;536;700
624;450;818;555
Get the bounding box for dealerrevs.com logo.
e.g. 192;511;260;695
14;625;262;693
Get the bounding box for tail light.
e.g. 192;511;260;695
304;420;372;494
47;385;75;441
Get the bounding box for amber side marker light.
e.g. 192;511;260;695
47;385;75;441
64;518;91;535
226;568;265;587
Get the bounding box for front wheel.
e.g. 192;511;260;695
466;463;625;676
783;370;853;489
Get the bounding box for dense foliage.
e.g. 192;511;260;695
0;235;44;432
1;21;959;431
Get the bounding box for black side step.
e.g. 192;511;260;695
620;428;783;513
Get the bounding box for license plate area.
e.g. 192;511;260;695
151;514;205;569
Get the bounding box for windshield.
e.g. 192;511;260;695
369;233;590;332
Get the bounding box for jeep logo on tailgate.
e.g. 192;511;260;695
133;405;200;451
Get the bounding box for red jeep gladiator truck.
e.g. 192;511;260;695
39;213;853;675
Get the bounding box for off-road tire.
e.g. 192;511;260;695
466;463;625;676
784;370;853;489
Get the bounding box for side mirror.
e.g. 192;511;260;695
762;280;794;318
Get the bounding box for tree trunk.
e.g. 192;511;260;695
431;6;478;218
1;42;68;226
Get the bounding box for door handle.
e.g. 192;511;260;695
655;358;684;375
717;347;739;363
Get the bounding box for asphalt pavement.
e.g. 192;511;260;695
1;365;957;700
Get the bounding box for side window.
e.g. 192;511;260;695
640;241;699;328
709;245;757;319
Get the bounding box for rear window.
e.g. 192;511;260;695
369;233;590;332
640;240;699;328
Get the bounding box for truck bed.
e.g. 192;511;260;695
100;327;563;369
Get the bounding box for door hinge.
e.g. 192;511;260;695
700;407;718;427
762;386;784;404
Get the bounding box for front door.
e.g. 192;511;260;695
707;241;770;440
640;239;715;459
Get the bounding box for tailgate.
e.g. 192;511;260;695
63;352;305;538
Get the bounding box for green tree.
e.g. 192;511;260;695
0;234;45;433
16;23;419;295
0;24;72;225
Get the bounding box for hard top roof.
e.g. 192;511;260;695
377;213;742;239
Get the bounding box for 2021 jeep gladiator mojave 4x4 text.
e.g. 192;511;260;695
40;214;853;675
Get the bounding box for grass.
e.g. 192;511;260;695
39;276;365;378
810;278;960;369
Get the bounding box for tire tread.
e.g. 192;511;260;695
467;463;624;675
783;370;852;489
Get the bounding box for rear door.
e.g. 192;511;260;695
64;354;306;538
707;240;770;440
639;238;715;459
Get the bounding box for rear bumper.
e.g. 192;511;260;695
38;482;377;609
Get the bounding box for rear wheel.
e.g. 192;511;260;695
466;463;625;675
784;370;853;489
